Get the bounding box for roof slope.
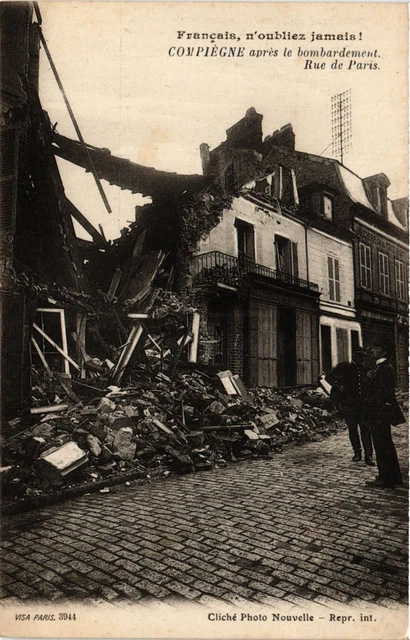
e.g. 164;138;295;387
52;131;208;198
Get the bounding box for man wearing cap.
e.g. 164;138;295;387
328;347;374;466
363;342;403;489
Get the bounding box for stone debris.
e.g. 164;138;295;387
0;360;357;506
5;290;401;507
35;441;89;481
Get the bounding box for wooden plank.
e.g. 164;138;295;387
112;324;144;385
33;322;80;371
188;312;200;363
231;374;251;402
169;331;193;379
75;313;88;378
132;229;147;258
65;198;107;247
59;309;70;375
31;337;52;376
107;268;122;302
217;370;238;395
54;372;80;403
30;404;70;415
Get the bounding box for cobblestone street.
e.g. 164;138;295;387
1;423;408;610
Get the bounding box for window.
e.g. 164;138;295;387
336;328;349;362
395;260;406;300
323;194;333;221
327;256;341;302
376;186;388;218
274;235;298;278
378;252;390;295
359;243;372;289
235;219;255;264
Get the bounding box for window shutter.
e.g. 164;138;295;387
336;328;349;362
328;257;334;300
291;242;299;278
334;259;340;301
0;127;18;235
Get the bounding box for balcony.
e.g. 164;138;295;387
193;251;319;292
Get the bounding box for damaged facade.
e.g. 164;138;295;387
0;3;408;503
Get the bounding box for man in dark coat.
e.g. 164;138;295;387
364;342;403;489
328;347;374;465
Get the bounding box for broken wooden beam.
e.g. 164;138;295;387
107;268;122;301
111;323;145;385
31;336;53;376
65;198;108;247
54;372;80;403
30;404;70;415
188;312;200;364
33;322;80;372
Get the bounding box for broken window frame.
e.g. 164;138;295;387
32;308;73;375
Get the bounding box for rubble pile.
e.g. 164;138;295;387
1;362;346;505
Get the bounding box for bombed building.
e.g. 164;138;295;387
0;3;408;506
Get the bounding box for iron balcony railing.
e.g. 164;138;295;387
193;251;319;292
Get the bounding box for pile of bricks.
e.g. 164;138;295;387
1;367;345;504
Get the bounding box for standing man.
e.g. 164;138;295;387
328;347;374;466
364;342;404;489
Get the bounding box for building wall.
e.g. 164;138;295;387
198;196;308;279
354;220;409;389
354;221;409;301
308;227;360;371
308;228;355;308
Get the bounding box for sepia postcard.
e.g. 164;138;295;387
0;2;408;639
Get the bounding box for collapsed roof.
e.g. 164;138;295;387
52;131;209;199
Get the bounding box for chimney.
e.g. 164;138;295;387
225;107;263;151
270;124;295;151
263;124;295;156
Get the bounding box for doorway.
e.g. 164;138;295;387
320;324;332;374
277;308;296;387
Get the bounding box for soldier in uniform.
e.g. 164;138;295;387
328;347;374;466
364;342;404;489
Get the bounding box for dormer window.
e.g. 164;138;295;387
323;194;333;221
298;183;337;221
254;169;282;202
363;173;390;220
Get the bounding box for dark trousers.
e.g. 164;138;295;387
344;412;373;456
369;420;402;487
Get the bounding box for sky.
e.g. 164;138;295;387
38;2;408;241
